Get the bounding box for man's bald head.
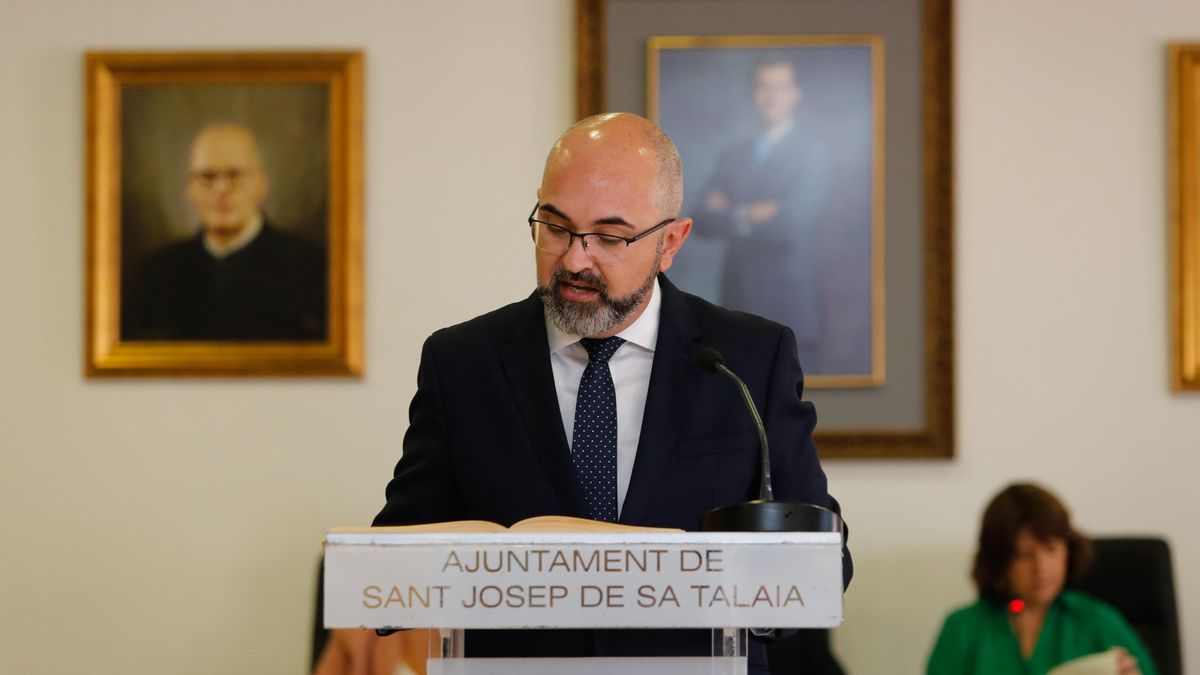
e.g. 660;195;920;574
533;112;693;337
185;123;269;245
188;124;264;172
542;113;683;218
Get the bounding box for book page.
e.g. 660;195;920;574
331;520;506;534
510;515;683;533
1048;649;1120;675
331;515;685;534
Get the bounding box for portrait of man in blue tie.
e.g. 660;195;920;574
654;41;880;384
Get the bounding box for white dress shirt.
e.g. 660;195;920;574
202;213;263;259
546;278;661;518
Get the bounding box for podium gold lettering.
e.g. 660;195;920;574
550;585;569;606
523;584;569;608
689;584;806;608
580;585;602;607
363;585;448;609
784;586;805;606
385;586;404;607
580;584;625;607
362;585;382;609
506;585;525;607
548;550;570;572
709;585;731;607
461;585;570;608
679;548;721;571
441;547;671;574
572;549;600;572
462;585;503;608
408;585;430;608
637;584;680;607
606;584;625;607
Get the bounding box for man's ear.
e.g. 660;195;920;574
657;218;692;273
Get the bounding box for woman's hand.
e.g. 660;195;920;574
1114;647;1142;675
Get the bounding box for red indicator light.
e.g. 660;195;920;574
1008;599;1025;613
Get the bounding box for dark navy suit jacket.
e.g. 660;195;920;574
690;127;830;347
122;222;326;341
373;275;851;671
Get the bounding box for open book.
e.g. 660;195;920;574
332;514;683;534
1048;649;1120;675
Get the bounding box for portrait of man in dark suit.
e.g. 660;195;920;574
117;83;330;343
691;57;830;368
122;123;326;341
656;43;879;382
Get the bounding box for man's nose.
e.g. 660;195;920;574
559;235;593;272
214;174;239;191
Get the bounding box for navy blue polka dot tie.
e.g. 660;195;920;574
571;336;625;522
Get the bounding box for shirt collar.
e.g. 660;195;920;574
203;213;263;259
546;277;661;354
762;117;795;144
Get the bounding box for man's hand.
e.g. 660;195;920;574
743;199;780;224
313;628;429;675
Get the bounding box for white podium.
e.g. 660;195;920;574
323;528;843;674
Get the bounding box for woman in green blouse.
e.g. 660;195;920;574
926;483;1156;675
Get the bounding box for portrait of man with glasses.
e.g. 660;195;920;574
363;113;850;670
121;121;326;341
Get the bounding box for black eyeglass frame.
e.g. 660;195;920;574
527;202;676;253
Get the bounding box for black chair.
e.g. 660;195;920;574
765;629;845;675
1072;537;1182;675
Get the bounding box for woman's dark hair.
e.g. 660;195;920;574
971;482;1093;601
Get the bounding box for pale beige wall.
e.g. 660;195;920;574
0;1;571;673
833;1;1200;672
1;1;1197;674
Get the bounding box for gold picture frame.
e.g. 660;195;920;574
85;51;363;376
575;0;954;458
1170;44;1200;391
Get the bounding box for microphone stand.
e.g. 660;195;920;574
710;360;773;502
695;347;841;534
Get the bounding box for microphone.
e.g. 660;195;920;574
693;346;773;501
692;346;842;534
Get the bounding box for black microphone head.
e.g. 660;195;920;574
693;346;724;374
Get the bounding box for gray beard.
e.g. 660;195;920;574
538;253;661;337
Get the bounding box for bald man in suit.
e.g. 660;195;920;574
367;113;849;673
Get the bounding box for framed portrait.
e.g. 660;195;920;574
576;0;953;458
85;51;363;376
1169;43;1200;391
648;35;884;390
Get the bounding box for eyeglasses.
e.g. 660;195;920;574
188;168;254;189
527;203;675;264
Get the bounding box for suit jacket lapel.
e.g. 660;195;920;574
498;294;589;518
620;276;703;525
